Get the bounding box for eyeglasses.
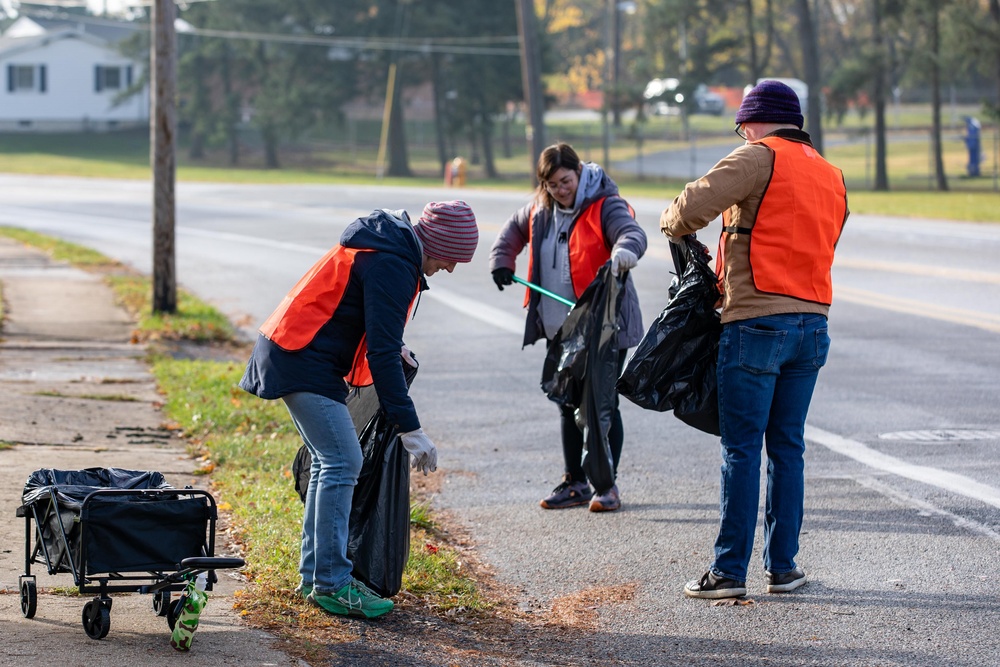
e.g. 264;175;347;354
735;124;747;140
545;174;576;193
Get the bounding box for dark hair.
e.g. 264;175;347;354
535;142;581;208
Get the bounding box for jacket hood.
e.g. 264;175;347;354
575;162;620;210
339;209;423;269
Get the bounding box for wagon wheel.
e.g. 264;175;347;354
20;578;37;619
166;594;187;631
153;590;171;617
82;599;111;640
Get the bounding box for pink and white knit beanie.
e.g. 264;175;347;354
413;200;479;263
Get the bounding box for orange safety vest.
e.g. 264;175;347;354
523;197;632;306
718;136;847;305
259;246;418;387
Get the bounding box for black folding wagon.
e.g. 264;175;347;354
16;467;245;640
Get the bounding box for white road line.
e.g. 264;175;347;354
421;286;524;335
835;257;1000;285
836;286;1000;334
806;424;1000;510
852;475;1000;543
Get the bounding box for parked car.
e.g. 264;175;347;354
644;77;682;116
644;78;725;116
692;84;725;115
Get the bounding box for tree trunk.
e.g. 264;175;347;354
795;0;823;155
263;123;280;169
501;106;513;158
989;0;1000;124
387;79;411;177
430;53;448;177
929;1;948;191
479;99;498;178
222;44;240;167
515;0;546;183
745;0;759;80
873;0;889;191
187;52;206;160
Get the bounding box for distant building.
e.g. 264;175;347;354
0;14;147;132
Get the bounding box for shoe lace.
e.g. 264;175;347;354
350;579;380;600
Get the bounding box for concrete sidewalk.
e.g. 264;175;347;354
0;238;300;666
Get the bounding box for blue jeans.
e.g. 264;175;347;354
711;314;830;582
283;392;362;595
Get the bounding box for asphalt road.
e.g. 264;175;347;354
2;175;998;666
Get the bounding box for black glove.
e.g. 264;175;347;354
492;267;514;291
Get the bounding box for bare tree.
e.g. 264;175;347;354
795;0;824;154
927;0;949;191
872;0;890;190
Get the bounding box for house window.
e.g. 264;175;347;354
95;65;132;92
6;64;47;93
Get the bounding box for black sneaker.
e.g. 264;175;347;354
765;567;807;593
539;475;594;509
684;571;747;599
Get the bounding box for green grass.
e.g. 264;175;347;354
107;274;236;343
0;226;120;268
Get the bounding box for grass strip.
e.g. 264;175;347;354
0;226;119;268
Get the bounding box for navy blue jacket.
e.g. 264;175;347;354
239;210;426;433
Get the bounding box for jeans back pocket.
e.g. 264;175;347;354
738;324;786;374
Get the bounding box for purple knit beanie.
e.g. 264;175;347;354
735;80;804;129
413;200;479;263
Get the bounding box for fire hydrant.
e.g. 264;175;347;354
449;157;467;187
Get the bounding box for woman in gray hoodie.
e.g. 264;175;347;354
489;143;647;512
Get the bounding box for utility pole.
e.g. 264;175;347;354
151;0;177;313
515;0;545;184
612;0;621;127
601;0;611;169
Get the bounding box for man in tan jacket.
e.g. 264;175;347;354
660;80;848;600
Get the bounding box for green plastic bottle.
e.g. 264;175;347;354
170;573;208;652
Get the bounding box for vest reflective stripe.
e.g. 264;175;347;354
523;197;622;306
719;137;847;305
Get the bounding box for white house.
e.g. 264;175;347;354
0;14;147;131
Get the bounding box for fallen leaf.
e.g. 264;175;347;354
711;597;755;607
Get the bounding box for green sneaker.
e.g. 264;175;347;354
307;579;393;619
295;582;313;601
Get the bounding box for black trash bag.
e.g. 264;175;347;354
541;263;624;493
22;467;170;509
291;362;418;598
617;235;722;436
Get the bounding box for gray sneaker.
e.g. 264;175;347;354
765;567;807;593
540;475;594;509
589;484;621;512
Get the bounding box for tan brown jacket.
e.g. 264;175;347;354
659;129;849;324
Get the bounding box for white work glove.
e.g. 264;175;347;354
610;247;638;276
399;428;437;475
400;345;418;368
